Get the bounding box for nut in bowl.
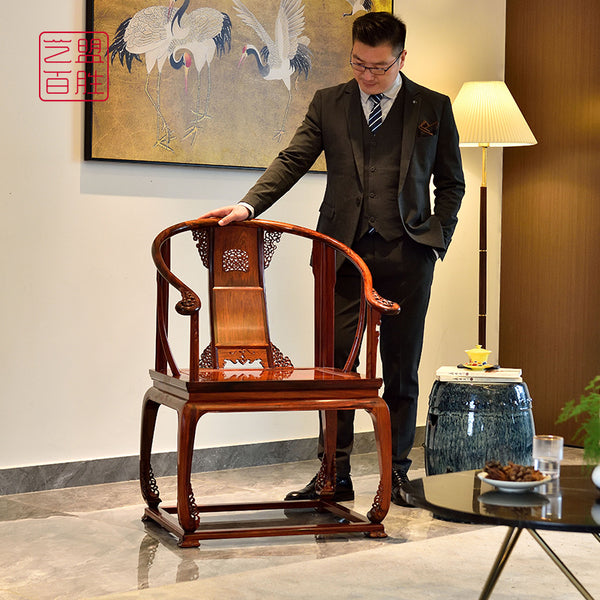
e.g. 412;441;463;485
478;461;551;494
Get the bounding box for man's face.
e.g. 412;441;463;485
351;41;406;95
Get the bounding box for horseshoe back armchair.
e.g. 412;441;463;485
140;218;399;547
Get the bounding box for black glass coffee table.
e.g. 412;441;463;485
401;465;600;600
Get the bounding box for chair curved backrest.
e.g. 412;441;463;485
151;218;399;381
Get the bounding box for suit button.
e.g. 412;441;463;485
370;167;376;173
369;192;375;198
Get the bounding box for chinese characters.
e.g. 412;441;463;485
39;32;109;101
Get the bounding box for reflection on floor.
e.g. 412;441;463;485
0;447;592;600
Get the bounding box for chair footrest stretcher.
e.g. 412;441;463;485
143;501;387;547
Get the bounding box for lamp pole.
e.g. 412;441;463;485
479;144;488;348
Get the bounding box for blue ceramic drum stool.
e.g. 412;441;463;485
425;381;535;475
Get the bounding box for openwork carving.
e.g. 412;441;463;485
263;231;282;268
270;343;293;368
199;345;214;368
315;459;335;497
140;463;161;508
220;348;265;367
368;480;386;523
223;358;264;369
192;229;209;268
223;248;249;272
199;346;292;371
186;481;201;526
147;465;160;497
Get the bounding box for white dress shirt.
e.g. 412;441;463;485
358;73;403;122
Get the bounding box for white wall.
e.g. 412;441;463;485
0;1;506;469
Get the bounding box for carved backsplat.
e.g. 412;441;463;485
191;225;292;371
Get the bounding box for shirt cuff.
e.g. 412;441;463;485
238;202;254;219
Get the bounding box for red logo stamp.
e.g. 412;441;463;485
39;32;109;102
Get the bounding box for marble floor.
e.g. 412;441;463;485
0;447;594;600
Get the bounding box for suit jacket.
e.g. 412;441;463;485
241;73;465;259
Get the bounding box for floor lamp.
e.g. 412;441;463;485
452;81;537;353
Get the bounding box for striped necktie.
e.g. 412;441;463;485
368;93;384;133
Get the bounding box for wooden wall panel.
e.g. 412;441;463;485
500;0;600;442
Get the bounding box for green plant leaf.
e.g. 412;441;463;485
556;375;600;465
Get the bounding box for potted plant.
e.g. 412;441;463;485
557;375;600;489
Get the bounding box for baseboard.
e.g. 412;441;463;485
0;426;425;496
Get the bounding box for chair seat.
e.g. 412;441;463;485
150;367;383;394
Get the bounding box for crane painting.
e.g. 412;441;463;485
234;0;312;141
85;0;393;169
108;0;231;150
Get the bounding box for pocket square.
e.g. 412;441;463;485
418;120;438;136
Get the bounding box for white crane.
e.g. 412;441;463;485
343;0;372;18
169;8;232;145
233;0;312;141
109;0;189;151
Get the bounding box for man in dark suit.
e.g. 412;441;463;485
202;12;465;505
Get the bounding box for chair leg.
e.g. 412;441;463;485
366;401;392;523
177;404;203;533
140;389;162;509
318;409;338;497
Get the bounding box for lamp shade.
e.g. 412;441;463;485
452;81;537;147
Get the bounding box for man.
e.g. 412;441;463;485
202;12;464;505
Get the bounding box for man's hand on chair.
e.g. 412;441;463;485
200;205;250;226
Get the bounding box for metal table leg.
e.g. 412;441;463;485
527;529;595;600
479;527;522;600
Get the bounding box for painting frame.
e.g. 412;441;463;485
84;0;393;171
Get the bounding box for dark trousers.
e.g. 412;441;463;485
318;233;436;476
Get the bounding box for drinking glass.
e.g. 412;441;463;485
532;434;564;479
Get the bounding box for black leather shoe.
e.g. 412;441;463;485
284;474;354;502
391;470;414;507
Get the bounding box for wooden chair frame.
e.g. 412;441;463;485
140;218;399;547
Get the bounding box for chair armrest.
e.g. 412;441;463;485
151;228;201;315
369;289;401;316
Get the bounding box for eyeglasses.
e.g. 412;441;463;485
349;53;401;76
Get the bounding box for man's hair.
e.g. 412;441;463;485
352;12;406;55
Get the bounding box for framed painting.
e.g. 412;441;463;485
84;0;393;170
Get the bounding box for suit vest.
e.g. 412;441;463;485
355;87;406;242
